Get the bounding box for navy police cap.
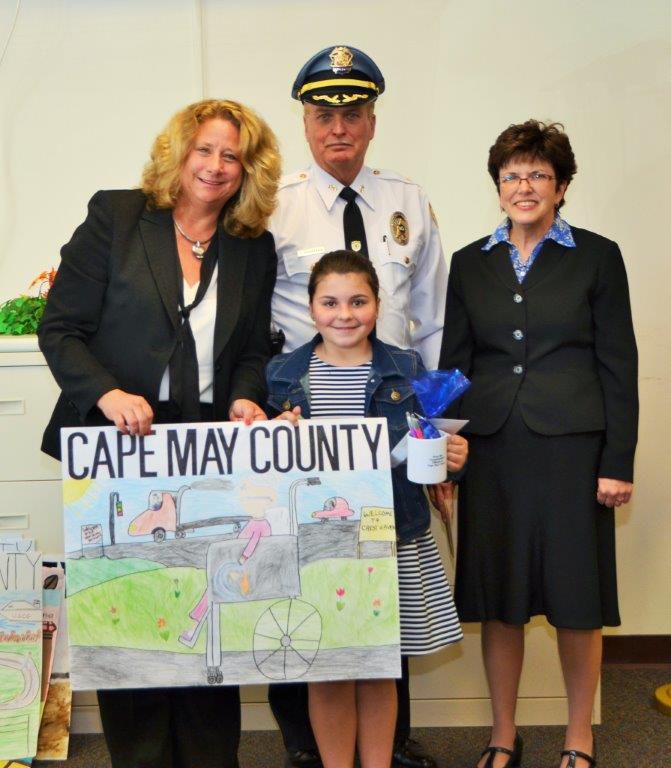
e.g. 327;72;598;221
292;45;385;106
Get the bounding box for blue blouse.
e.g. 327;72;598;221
482;213;576;283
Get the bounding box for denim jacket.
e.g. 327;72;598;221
266;335;431;543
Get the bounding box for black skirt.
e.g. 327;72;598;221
455;401;620;629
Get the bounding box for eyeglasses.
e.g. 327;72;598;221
499;171;555;187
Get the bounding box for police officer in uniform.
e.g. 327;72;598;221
269;45;447;768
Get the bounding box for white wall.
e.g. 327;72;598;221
0;0;202;300
0;0;668;639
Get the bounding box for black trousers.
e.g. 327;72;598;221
98;685;240;768
92;404;239;766
268;656;411;752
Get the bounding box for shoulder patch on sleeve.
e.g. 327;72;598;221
278;169;311;190
372;168;419;186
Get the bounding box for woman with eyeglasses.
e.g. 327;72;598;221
438;120;638;768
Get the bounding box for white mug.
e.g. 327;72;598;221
407;431;448;484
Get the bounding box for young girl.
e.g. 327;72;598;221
265;251;467;768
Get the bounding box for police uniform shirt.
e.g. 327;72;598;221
270;163;448;368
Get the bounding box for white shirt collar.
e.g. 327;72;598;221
311;164;375;212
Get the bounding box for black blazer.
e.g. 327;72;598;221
39;189;277;459
438;226;638;481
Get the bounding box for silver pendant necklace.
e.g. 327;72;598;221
173;217;216;259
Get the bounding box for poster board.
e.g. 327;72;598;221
61;418;401;689
0;548;42;760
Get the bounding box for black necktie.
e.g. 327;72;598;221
339;186;369;258
169;234;218;421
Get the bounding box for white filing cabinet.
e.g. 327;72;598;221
0;336;582;732
0;336;63;550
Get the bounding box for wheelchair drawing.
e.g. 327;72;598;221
201;477;323;684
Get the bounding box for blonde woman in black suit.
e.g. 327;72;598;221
39;99;280;768
439;121;637;768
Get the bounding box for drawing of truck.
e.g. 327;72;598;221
128;479;250;543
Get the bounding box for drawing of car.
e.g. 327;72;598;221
311;496;355;521
128;479;250;542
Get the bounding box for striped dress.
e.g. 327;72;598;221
309;353;463;655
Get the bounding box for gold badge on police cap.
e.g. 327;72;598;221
330;46;354;74
390;211;409;245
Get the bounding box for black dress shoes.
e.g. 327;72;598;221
480;732;523;768
284;748;323;768
393;738;437;768
284;739;436;768
560;741;597;767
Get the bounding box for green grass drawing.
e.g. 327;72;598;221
68;566;200;651
67;557;399;654
67;556;165;595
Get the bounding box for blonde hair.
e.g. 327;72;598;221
142;99;281;238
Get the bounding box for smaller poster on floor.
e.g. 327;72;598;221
0;546;43;761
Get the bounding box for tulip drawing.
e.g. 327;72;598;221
157;616;170;641
372;598;381;617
